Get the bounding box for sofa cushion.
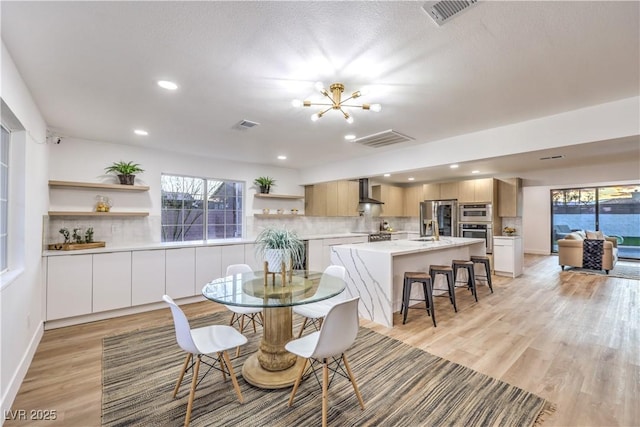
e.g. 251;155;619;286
586;230;605;240
565;231;585;240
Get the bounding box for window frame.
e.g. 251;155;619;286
1;124;10;273
160;173;244;242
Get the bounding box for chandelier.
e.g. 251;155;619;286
292;82;381;123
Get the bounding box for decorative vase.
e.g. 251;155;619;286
118;174;135;185
264;248;290;273
259;185;270;194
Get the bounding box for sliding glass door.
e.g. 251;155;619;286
551;185;640;259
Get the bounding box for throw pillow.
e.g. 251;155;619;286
586;230;605;240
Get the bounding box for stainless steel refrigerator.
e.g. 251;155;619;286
420;200;458;237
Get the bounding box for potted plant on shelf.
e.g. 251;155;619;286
254;176;275;194
254;227;304;273
104;161;144;185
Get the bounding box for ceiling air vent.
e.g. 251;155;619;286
353;129;414;148
422;0;479;26
232;119;260;131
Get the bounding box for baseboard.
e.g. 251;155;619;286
44;295;206;330
524;249;552;255
1;321;44;425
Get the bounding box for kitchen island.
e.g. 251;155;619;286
330;237;485;327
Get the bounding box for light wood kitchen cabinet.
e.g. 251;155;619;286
403;185;423;217
439;182;459;200
165;248;196;298
132;250;166;306
498;178;523;217
305;180;358;217
93;252;132;312
46;254;93;320
422;183;440;200
372;184;404;216
458;178;496;203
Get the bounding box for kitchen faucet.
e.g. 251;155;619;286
426;219;440;241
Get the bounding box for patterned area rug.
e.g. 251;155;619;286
565;261;640;280
102;313;555;427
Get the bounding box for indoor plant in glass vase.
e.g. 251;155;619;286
254;227;304;274
104;161;144;185
253;176;275;194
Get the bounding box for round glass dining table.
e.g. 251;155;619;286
202;270;345;389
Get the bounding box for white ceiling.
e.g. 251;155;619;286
2;1;639;184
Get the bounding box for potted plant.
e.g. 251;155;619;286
254;176;275;194
105;161;144;185
254;227;304;273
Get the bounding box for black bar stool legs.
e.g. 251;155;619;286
451;260;478;302
401;272;436;327
429;265;457;312
470;255;493;293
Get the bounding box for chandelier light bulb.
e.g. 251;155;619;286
315;81;325;92
311;113;320;121
291;99;303;107
370;103;382;112
346;116;354;124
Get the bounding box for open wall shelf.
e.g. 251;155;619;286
48;211;149;217
254;193;304;200
48;180;150;191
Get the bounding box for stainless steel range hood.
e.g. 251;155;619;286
358;178;384;204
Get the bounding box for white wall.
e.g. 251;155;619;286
0;42;48;419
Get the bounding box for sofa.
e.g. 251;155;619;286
557;230;618;273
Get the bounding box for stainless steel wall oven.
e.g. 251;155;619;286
459;223;493;253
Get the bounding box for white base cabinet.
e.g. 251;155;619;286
93;252;132;312
493;236;523;277
132;250;166;306
46;254;93;320
165;248;196;299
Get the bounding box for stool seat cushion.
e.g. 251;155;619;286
452;260;473;264
429;265;452;271
470;255;489;260
404;272;430;280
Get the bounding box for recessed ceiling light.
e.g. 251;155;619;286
157;80;178;90
134;129;148;136
471;170;480;174
344;134;356;140
450;164;459;169
408;177;415;181
383;173;391;177
277;155;287;160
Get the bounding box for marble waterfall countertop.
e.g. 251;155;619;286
331;236;486;327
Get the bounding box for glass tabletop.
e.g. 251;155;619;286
202;270;346;308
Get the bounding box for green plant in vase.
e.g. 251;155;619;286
59;228;70;244
85;227;94;243
105;161;144;185
254;227;304;273
253;176;276;194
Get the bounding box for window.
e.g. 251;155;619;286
551;184;640;259
1;126;9;272
161;174;244;242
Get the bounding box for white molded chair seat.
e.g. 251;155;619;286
163;295;247;427
293;265;346;338
286;297;365;427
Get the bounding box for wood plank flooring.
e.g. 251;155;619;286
6;255;639;426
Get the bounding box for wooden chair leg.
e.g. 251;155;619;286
322;359;329;427
229;312;236;326
297;317;308;338
173;353;192;398
218;352;227;382
251;314;257;333
342;354;365;410
239;315;246;333
184;355;200;427
222;351;243;403
288;357;307;407
235;345;241;358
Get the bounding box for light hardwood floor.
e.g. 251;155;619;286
6;255;639;426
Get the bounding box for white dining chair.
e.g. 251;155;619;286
163;295;247;427
224;264;263;356
293;265;346;338
286;297;365;427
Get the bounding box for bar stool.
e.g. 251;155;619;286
428;265;457;313
470;255;493;293
451;260;478;302
400;272;436;327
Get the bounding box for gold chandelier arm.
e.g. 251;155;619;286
318;106;333;115
304;102;334;107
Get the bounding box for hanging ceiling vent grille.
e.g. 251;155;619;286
232;119;260;131
422;0;479;26
353;129;414;148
